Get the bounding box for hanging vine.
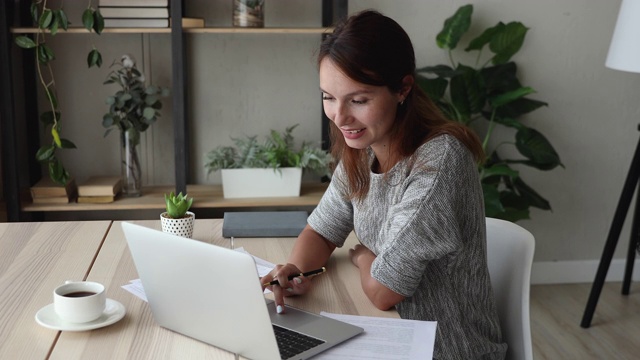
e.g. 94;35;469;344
14;0;104;185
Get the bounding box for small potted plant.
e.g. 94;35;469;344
204;125;332;198
160;191;195;238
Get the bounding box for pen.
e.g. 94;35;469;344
263;267;326;286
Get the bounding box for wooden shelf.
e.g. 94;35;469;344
22;183;328;212
10;27;332;34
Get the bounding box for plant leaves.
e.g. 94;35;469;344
449;64;485;122
49;11;60;35
490;22;529;64
143;107;156;120
37;44;55;64
416;64;457;77
15;35;37;49
481;163;519;180
38;9;53;29
30;2;38;23
48;157;70;185
82;9;94;31
87;49;102;68
482;183;504;217
515;127;563;169
93;9;104;34
436;4;473;49
513;177;551;210
465;22;505;52
59;138;77;149
51;127;62;147
58;9;69;30
39;111;60;126
490;86;535;108
416;75;448;100
495;97;547;118
36;145;55;162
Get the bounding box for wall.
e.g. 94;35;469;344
32;0;640;281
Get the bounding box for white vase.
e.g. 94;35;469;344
221;167;302;198
160;211;195;238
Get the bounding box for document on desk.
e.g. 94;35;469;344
122;247;275;301
316;312;437;360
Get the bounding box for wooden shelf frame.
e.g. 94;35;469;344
0;0;347;221
22;183;328;212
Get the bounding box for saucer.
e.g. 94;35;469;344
35;298;126;331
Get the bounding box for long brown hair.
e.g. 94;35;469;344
319;10;483;200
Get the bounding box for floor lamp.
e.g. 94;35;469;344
581;0;640;328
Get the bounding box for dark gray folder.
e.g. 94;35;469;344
222;211;308;238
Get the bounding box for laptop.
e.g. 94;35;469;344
122;222;363;360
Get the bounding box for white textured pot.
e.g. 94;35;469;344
221;167;302;198
160;211;195;238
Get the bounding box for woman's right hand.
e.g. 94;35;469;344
261;263;313;314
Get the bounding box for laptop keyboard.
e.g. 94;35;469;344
273;324;325;360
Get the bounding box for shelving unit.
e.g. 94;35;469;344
0;0;346;221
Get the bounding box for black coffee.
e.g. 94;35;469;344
63;291;96;298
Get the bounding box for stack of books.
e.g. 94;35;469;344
99;0;170;28
30;178;77;204
77;176;123;203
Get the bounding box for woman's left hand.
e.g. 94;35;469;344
349;244;375;268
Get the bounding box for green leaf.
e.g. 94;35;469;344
465;22;505;52
45;85;58;109
36;145;55;162
87;49;102;68
38;9;53;29
82;9;94;31
93;9;104;34
58;9;69;30
481;164;519;180
48;157;70;185
15;35;37;49
495;97;547;119
416;64;457;77
51;127;62;147
513;177;551;210
59;138;77;149
49;11;60;35
39;111;60;126
515;127;563;170
481;62;519;92
30;2;38;23
490;22;529;64
449;64;485;121
103;114;114;128
436;4;473;49
489;86;535;108
482;183;504;217
143;107;156;120
416;75;448;101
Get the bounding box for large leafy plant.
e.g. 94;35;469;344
417;4;563;222
14;0;104;185
205;124;332;177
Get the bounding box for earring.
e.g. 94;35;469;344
399;99;405;106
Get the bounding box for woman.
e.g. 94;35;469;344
262;10;507;359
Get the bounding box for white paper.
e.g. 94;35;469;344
316;312;437;360
122;247;276;301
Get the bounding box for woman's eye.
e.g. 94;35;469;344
351;99;367;105
322;95;334;101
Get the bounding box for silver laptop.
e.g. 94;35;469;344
122;222;363;360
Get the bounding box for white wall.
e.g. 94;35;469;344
36;0;640;272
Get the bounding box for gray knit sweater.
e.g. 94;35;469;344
308;134;507;359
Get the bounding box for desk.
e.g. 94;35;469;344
39;219;397;359
0;221;112;359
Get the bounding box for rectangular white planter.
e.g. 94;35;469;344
221;167;302;198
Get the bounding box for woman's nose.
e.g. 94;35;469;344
331;103;351;127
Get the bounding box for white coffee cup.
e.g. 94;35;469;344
53;281;106;323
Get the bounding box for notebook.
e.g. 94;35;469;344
222;211;308;238
122;222;363;360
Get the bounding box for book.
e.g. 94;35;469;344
99;7;169;18
222;211;308;238
103;18;170;28
30;177;76;198
78;176;123;197
174;17;205;28
99;0;168;7
31;196;72;204
78;195;117;204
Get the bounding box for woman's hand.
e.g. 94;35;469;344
261;263;313;314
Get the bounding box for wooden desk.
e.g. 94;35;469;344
50;219;397;359
0;221;112;359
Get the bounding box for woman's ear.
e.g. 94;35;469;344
400;75;414;100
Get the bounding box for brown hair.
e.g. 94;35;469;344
319;10;483;200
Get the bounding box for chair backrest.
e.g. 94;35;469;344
485;217;535;360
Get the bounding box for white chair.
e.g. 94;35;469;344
485;217;535;360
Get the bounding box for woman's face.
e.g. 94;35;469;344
319;58;403;157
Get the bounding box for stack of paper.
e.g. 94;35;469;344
99;0;170;28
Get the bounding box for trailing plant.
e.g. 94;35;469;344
14;0;104;185
416;4;563;222
164;191;193;219
205;124;333;177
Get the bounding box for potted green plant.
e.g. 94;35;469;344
161;191;195;238
416;4;563;222
205;124;332;198
102;54;169;197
